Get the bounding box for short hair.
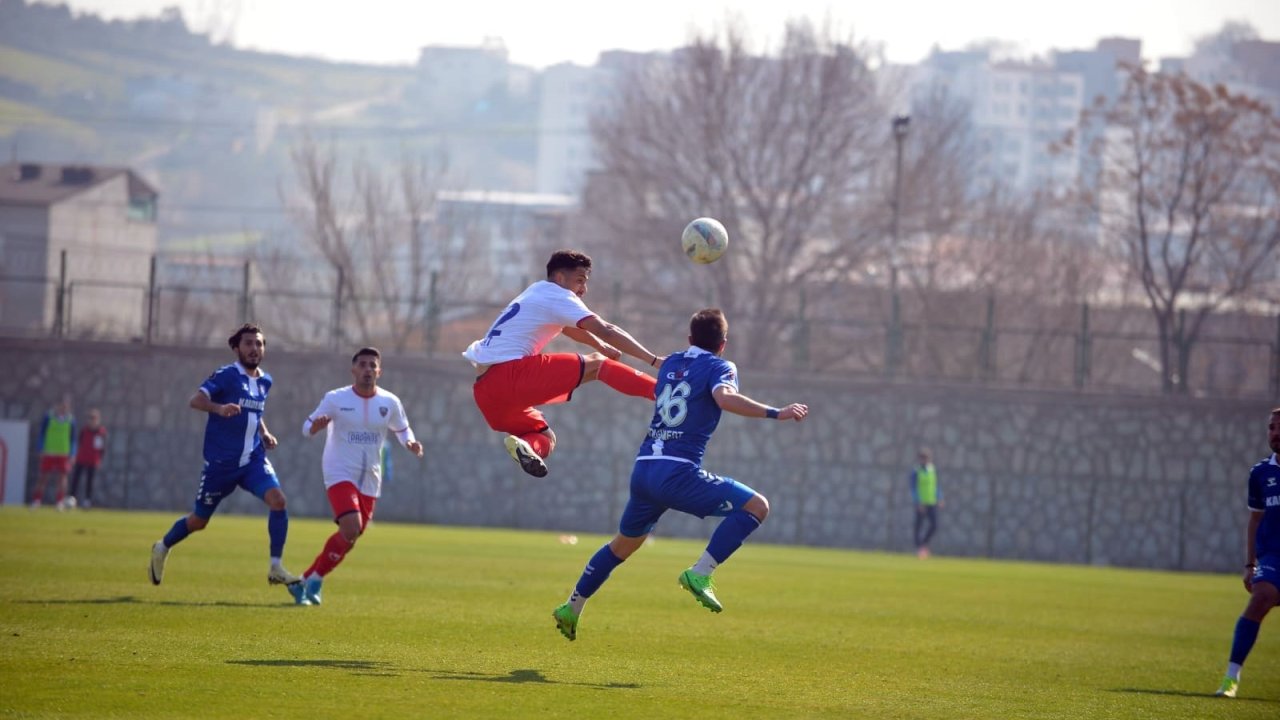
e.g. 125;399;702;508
689;308;728;352
228;323;264;349
352;346;381;364
546;250;592;277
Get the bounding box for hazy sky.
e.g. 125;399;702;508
46;0;1280;67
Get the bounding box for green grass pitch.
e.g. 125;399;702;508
0;508;1275;719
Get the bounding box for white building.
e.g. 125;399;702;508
914;50;1085;193
535;51;662;197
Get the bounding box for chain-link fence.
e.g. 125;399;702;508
2;249;1277;398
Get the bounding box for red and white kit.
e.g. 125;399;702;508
302;386;415;499
464;281;596;435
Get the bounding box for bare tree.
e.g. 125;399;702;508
885;87;1105;386
281;136;477;352
577;19;885;367
1086;65;1280;393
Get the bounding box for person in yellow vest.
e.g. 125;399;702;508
32;397;76;510
910;448;943;559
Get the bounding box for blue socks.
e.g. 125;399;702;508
162;517;190;548
575;545;624;599
268;509;288;558
706;510;762;564
1229;616;1261;665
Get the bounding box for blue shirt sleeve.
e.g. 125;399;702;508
908;469;918;503
713;359;739;392
38;412;50;452
1248;465;1264;511
200;368;228;403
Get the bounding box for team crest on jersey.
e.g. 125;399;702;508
379;406;389;417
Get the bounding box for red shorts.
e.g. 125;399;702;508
40;455;71;474
473;353;585;436
327;482;377;530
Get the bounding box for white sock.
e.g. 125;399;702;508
568;590;587;615
1227;662;1242;681
691;552;718;576
270;557;283;570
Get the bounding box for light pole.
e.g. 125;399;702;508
890;115;910;288
887;115;910;376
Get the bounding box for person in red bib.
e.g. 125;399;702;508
463;250;663;477
69;408;107;509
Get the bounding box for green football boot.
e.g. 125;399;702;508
678;569;723;613
552;603;579;641
1214;676;1239;698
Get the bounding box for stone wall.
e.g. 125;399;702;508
1;337;1271;572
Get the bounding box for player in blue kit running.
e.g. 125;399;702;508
552;308;808;641
148;324;301;589
1213;407;1280;698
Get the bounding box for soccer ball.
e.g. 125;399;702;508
681;217;728;264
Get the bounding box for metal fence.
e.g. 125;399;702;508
2;249;1278;399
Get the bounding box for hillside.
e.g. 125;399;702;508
0;0;536;250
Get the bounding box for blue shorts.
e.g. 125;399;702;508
1253;553;1280;590
618;459;757;537
192;456;280;519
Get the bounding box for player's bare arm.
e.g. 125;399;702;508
578;316;663;368
259;418;278;450
189;390;240;417
712;385;808;421
561;326;621;360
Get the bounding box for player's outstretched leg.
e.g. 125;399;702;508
505;435;548;477
595;359;658;400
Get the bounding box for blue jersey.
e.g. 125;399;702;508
198;362;272;467
636;346;738;466
1248;454;1280;557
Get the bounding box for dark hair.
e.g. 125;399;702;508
546;250;592;278
352;346;381;364
689;308;728;352
228;323;264;350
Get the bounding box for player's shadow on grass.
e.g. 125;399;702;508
426;668;640;690
21;596;291;609
1109;688;1276;704
228;659;398;677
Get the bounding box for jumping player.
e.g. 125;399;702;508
148;323;301;589
1213;407;1280;698
552;308;808;641
464;250;663;477
290;347;423;606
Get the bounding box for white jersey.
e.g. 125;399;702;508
302;386;415;497
462;280;595;367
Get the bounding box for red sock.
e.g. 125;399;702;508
597;359;658;400
305;532;354;577
521;432;553;458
